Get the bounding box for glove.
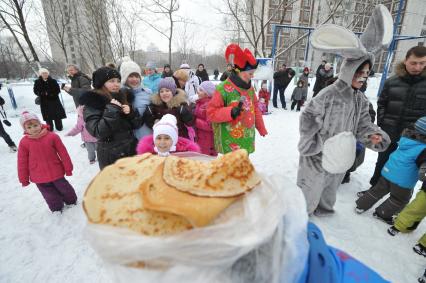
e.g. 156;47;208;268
231;107;242;119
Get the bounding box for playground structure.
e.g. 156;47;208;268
269;0;426;96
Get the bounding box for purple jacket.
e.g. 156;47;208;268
66;106;97;142
195;97;217;156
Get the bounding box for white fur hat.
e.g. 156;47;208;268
153;114;178;152
120;56;141;86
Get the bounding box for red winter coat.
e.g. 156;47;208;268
18;128;73;185
136;134;201;155
194;96;217;156
258;89;270;105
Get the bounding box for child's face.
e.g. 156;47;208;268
104;78;121;93
261;84;267;90
126;73;141;88
24;120;42;135
197;89;207;99
155;134;173;153
298;83;303;88
159;88;173;103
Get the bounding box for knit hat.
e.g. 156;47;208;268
180;63;190;69
92;67;121;89
303;67;310;72
415;117;426;135
158;77;177;95
173;69;189;82
120;56;141;85
153;114;178;153
20;111;41;129
198;81;216;97
146;61;157;70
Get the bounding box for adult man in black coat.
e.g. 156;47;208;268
369;46;426;187
63;64;92;108
273;64;295;109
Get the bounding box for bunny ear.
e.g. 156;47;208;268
310;24;367;58
360;4;393;54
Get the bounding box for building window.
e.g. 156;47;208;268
300;10;310;22
421;29;426;36
283;11;292;22
302;0;311;7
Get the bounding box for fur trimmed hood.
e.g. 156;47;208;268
150;88;188;108
402;128;426;144
394;61;426;78
79;90;129;110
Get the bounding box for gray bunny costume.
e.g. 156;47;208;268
297;5;393;215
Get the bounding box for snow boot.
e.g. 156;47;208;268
355;207;365;214
387;226;400;236
373;212;394;225
418;268;426;283
413;243;426;257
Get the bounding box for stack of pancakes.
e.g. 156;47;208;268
83;149;261;236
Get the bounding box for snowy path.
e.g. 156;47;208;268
0;82;425;282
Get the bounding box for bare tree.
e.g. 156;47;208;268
0;0;40;68
216;0;298;57
34;0;72;62
175;20;196;64
135;0;180;65
106;0;138;61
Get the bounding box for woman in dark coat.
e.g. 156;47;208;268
195;64;209;82
312;63;334;97
33;68;66;131
81;67;144;169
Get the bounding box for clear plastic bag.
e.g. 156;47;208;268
84;171;309;283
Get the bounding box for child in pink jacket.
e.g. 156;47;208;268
136;114;200;156
194;81;218;156
17;111;77;212
65;105;98;164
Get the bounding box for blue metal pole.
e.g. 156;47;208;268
271;24;278;67
377;0;405;97
304;30;311;65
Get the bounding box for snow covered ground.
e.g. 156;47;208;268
0;77;425;282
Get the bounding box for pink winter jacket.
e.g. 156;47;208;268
66;105;97;142
18;129;73;185
136;134;201;155
194;96;217;156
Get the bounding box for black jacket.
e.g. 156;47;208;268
195;69;209;82
377;62;426;142
313;68;333;94
33;76;66;121
274;68;295;88
80;90;143;169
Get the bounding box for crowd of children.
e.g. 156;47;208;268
6;40;426;281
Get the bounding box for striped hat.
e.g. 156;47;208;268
415;117;426;135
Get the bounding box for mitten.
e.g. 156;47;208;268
231;107;242;119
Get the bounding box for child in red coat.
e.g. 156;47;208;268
136;114;200;156
17;111;77;212
258;82;270;112
194;81;218;156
